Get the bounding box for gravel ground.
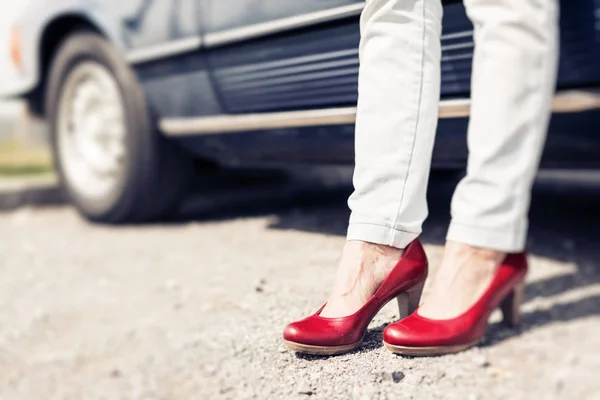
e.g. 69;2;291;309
0;169;599;400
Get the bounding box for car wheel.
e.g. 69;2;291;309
46;30;194;223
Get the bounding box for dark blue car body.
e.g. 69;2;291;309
125;0;600;168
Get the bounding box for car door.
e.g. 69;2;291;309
115;0;222;119
98;0;197;52
200;0;364;114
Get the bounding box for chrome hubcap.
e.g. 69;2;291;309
58;62;126;200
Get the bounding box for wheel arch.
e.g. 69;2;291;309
25;7;125;117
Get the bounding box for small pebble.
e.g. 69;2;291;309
297;382;313;396
255;278;267;293
109;369;122;378
392;371;405;383
472;353;490;368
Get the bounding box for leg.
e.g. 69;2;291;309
321;0;442;317
348;0;442;248
419;0;559;319
449;0;559;252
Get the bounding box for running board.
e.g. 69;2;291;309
161;89;600;136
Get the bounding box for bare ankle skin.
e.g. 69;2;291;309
418;241;507;320
319;240;404;318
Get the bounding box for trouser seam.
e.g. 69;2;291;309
510;3;557;249
390;1;427;232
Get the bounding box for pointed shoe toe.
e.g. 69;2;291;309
382;316;420;345
282;322;303;343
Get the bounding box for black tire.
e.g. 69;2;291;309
45;30;194;223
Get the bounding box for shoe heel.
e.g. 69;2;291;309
396;281;425;320
500;283;524;327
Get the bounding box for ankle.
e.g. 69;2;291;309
444;241;506;266
338;241;404;290
319;241;405;318
417;241;507;320
344;240;403;260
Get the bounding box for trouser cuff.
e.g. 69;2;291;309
446;220;527;253
347;223;419;249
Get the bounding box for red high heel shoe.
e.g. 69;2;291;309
283;240;428;355
383;253;527;356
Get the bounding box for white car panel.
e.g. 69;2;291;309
0;0;125;98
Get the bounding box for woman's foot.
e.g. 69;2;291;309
283;240;428;355
382;243;527;356
319;240;404;318
417;240;506;320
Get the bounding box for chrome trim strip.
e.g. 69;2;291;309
161;108;357;135
442;53;473;62
161;90;600;136
441;30;474;41
204;3;365;48
551;90;600;113
442;42;474;52
126;36;202;64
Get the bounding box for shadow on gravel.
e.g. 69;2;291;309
176;167;600;346
294;322;392;360
0;180;66;211
483;293;600;348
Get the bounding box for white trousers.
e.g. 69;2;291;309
347;0;559;252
